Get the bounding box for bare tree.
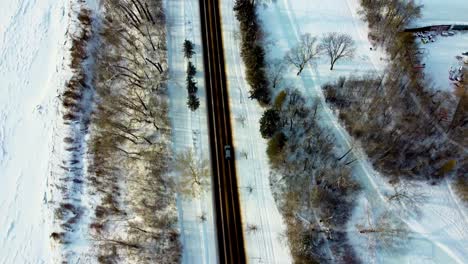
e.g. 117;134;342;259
319;32;356;70
387;181;427;217
199;212;207;222
267;58;287;89
175;148;210;197
357;206;409;251
285;34;320;76
236;114;246;127
246;223;259;233
240;150;248;159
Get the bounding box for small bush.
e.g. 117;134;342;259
50;232;67;244
454;175;468;202
259;108;280;138
267;132;287;163
187;94;200;111
186;76;198;94
187;61;196;76
273;90;287;109
439;160;457;176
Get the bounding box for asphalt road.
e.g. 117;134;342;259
198;0;246;263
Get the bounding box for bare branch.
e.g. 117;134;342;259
285;34;320;75
319;32;356;70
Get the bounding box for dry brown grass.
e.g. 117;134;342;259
454;174;468;202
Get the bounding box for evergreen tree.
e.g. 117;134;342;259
186;77;198;94
260;108;280;138
187;94;200;111
183;40;195;59
187;61;197;77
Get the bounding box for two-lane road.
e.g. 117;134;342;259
198;0;246;263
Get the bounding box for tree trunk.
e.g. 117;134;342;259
337;147;353;161
296;66;304;76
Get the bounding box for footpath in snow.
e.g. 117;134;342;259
257;0;468;263
0;0;70;263
165;0;217;263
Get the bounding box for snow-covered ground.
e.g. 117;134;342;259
418;31;468;92
414;0;468;27
256;0;468;263
259;0;387;84
0;0;70;263
220;1;293;263
165;0;217;263
1;0;466;263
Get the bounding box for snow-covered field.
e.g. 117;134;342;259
259;0;386;84
0;0;70;263
414;0;468;27
256;0;468;263
165;0;217;263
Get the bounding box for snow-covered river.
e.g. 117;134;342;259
0;0;69;262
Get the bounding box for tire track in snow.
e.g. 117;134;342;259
0;113;7;164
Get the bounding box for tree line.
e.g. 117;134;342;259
54;0;182;263
184;40;200;111
286;32;356;75
52;4;96;259
234;0;271;104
